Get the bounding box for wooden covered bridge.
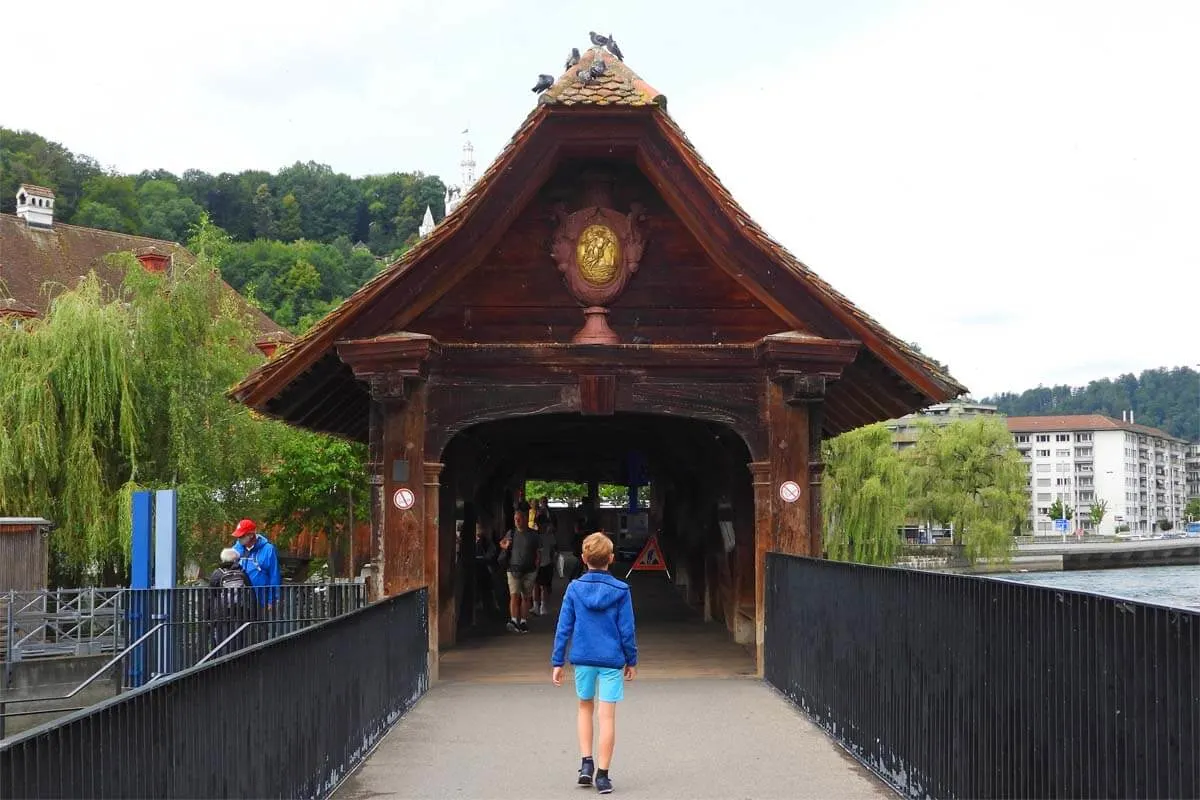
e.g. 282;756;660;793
228;46;960;680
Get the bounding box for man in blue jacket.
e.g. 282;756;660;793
231;519;282;611
551;532;638;795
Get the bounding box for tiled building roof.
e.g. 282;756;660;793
0;214;292;341
1006;414;1185;443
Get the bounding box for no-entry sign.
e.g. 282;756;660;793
392;487;416;510
778;481;801;504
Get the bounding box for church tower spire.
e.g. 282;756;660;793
445;128;476;217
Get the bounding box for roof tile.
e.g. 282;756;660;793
538;47;666;109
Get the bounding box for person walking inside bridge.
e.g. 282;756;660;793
498;501;538;633
551;532;638;794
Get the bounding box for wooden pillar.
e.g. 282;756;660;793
765;378;811;557
366;397;386;602
423;461;444;680
437;464;458;649
382;380;428;597
748;461;772;675
808;401;826;557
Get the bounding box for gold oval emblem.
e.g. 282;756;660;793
576;224;620;286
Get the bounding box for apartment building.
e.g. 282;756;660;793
1187;442;1200;507
885;400;1002;450
1007;414;1188;536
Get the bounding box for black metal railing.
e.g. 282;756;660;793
765;554;1200;799
120;583;366;687
0;588;428;799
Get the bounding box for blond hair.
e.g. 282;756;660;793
581;532;614;568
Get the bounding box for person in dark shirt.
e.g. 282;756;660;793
498;501;539;633
473;521;500;618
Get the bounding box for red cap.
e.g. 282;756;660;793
233;519;257;538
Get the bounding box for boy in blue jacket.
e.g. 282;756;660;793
551;532;638;794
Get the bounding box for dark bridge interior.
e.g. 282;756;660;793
438;412;759;675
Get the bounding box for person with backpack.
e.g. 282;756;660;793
498;501;539;633
207;548;255;651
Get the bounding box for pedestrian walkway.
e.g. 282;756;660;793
336;678;887;799
335;571;888;799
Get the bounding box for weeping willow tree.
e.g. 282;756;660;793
0;221;288;583
821;423;909;565
906;417;1026;565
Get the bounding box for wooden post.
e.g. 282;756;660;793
748;460;772;676
808;401;826;557
366;397;386;602
424;461;444;681
765;378;811;557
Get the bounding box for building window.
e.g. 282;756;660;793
1037;449;1050;457
1037;507;1050;516
1037;493;1052;502
1036;464;1051;473
1056;434;1070;442
1037;478;1051;487
1077;433;1092;442
1015;435;1030;443
1056;449;1070;457
1036;435;1050;442
1037;520;1052;532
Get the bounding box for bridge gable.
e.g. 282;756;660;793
403;160;795;345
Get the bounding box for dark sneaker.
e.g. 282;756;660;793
594;773;613;794
506;619;519;633
518;620;529;633
578;759;594;786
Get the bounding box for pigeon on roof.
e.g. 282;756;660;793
532;74;555;93
605;35;623;61
565;47;580;69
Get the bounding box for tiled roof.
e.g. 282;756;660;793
17;184;55;199
231;51;962;413
0;297;38;317
1006;414;1184;442
539;46;665;108
0;214;292;340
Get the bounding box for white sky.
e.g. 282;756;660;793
5;0;1198;398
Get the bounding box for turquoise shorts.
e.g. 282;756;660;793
573;665;625;703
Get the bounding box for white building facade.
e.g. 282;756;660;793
1008;415;1188;537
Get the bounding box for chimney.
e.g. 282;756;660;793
1130;410;1134;424
15;184;55;228
1122;410;1127;422
134;246;170;274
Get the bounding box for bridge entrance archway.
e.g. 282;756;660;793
437;411;759;681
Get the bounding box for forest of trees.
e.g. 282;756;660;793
1;127;447;332
982;367;1198;441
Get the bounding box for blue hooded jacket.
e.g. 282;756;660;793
233;534;281;606
551;571;638;669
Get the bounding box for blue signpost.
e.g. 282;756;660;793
128;491;153;688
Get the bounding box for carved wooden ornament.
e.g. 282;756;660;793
551;203;647;343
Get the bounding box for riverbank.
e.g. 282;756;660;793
896;538;1200;575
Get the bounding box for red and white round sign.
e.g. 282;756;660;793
392;487;416;510
778;481;801;504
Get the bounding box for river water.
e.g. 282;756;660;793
993;564;1200;611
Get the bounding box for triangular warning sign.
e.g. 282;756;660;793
628;535;668;572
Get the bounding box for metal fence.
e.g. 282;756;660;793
2;582;365;668
764;554;1200;800
2;588;124;662
0;587;428;799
